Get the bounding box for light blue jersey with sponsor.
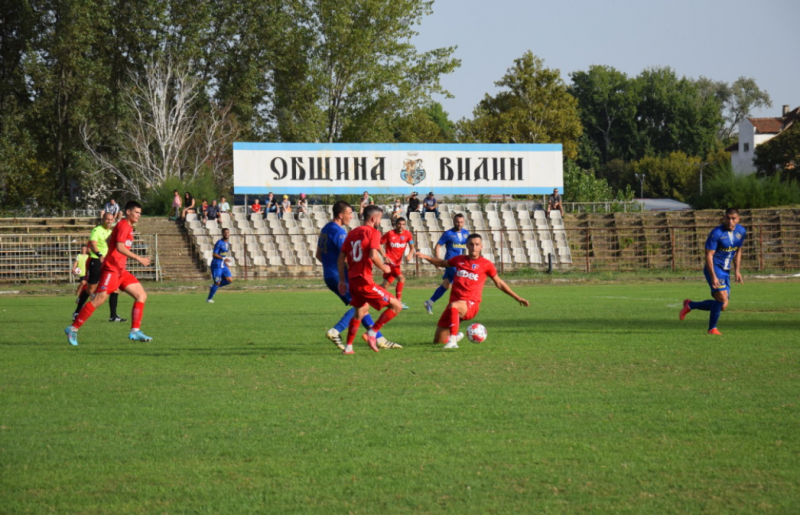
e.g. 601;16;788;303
705;224;746;271
211;239;230;270
437;228;470;260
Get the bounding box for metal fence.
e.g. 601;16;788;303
0;233;161;283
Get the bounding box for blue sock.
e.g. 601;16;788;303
430;285;447;303
361;313;383;339
208;284;219;300
689;300;715;311
334;308;356;333
709;301;724;331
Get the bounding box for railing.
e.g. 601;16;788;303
0;233;160;283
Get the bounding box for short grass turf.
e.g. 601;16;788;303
1;281;799;514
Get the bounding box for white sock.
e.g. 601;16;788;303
344;344;353;352
449;334;458;345
367;329;377;337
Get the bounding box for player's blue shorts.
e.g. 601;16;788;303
324;275;352;305
211;266;232;284
442;266;457;282
704;265;731;296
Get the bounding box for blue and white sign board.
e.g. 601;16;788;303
233;143;562;195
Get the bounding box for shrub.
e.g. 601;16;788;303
692;168;800;209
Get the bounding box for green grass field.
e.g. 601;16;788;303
1;280;799;514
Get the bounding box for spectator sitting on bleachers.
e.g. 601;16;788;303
101;199;122;222
279;195;292;219
391;198;403;222
266;192;279;215
546;188;564;218
170;190;182;220
181;192;196;221
406;191;421;218
423;191;440;219
296;193;308;215
251;198;263;217
206;199;220;224
218;196;231;214
200;199;209;223
359;191;373;216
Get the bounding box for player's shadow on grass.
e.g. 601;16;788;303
78;344;334;356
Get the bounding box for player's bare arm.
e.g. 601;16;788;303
406;242;416;262
415;252;448;268
705;249;720;288
734;247;744;283
337;252;348;295
314;247;322;264
115;241;151;267
370;249;391;274
491;275;530;307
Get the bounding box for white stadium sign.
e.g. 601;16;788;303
233;143;563;195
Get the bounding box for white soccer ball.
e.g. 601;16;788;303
467;323;487;344
224;257;234;266
73;267;82;276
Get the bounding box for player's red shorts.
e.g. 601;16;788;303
349;278;393;310
437;300;480;328
382;263;403;283
97;269;139;294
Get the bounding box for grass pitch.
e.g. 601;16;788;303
1;280;799;514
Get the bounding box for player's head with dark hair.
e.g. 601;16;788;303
394;216;406;226
124;200;142;211
466;233;483;257
725;208;740;216
453;213;465;221
222;228;230;239
453;213;465;230
363;204;383;222
333;200;352;218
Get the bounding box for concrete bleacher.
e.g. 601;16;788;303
184;203;570;277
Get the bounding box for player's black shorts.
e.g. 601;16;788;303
86;257;103;284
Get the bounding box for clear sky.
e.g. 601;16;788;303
413;0;799;123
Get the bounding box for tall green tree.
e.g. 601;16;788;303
459;51;582;159
269;0;459;143
629;151;701;201
569;65;638;166
631;67;721;160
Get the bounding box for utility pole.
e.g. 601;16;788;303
634;173;646;199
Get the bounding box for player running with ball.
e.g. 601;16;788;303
337;205;404;354
65;201;153;345
680;208;746;335
416;233;529;349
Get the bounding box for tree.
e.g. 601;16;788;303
269;0;459;143
753;125;800;181
569;65;638;165
459;52;582;159
631;67;721;160
629;151;700;202
82;58;238;199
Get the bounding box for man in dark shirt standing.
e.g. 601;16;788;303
406;192;421;218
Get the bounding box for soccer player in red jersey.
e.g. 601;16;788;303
416;233;529;349
64;201;153;346
379;217;415;310
337;205;404;354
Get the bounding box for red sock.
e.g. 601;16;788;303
73;302;96;329
346;317;360;345
449;307;460;336
396;282;404;301
372;308;398;333
131;302;145;330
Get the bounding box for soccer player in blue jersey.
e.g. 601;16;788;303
316;200;400;350
423;213;470;314
207;228;233;303
680;208;746;335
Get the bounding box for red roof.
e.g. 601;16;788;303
748;118;783;134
